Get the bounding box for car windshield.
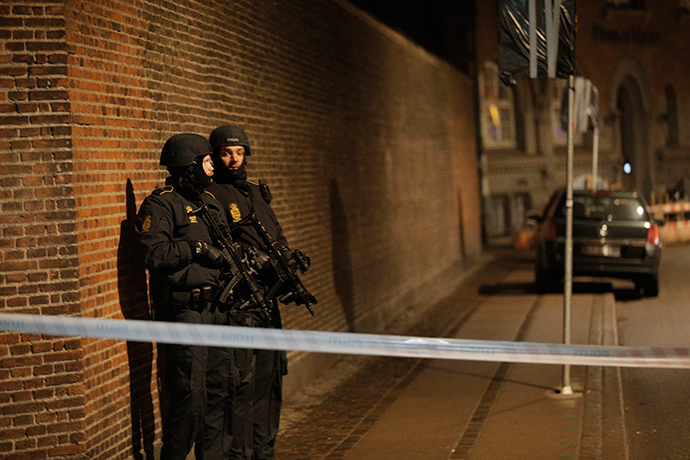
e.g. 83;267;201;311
557;195;648;221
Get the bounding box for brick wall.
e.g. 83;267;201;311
66;0;160;457
0;1;89;459
1;0;481;459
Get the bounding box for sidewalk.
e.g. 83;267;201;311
276;250;628;460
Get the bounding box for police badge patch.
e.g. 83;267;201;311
141;215;152;233
229;203;242;222
186;206;198;224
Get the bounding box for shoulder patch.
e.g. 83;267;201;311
152;185;173;196
140;215;152;233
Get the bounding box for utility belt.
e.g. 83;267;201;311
228;309;268;328
169;285;216;312
224;297;274;327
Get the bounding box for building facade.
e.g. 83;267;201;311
476;0;690;245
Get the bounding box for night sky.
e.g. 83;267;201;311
347;0;477;73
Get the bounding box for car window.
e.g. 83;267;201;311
557;195;648;221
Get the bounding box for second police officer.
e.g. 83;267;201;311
206;125;290;460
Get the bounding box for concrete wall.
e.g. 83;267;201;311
0;0;480;458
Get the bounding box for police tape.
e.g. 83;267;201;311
0;313;689;368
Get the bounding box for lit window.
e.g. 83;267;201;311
480;61;517;149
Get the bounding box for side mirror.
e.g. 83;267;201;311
524;210;543;226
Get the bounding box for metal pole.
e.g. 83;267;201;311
592;126;599;191
545;0;553;77
546;0;562;78
562;74;575;395
529;0;537;78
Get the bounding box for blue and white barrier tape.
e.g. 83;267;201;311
0;313;688;368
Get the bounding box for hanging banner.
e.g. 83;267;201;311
499;0;576;85
561;76;599;133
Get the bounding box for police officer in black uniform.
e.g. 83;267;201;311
136;133;226;460
206;125;289;460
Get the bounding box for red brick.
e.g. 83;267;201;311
48;444;86;457
14;438;36;450
31;342;52;353
1;355;42;368
11;415;33;427
0;442;13;454
0;428;24;440
46;420;84;433
11;5;32;14
2;401;45;416
9;344;31;355
25;18;65;29
35;435;56;447
1;18;23;28
25;42;66;52
32;388;54;400
35;412;56;424
45;373;81;386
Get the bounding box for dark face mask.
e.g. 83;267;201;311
167;158;212;201
190;159;212;188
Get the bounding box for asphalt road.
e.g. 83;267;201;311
616;244;690;460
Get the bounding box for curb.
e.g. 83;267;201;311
580;293;629;460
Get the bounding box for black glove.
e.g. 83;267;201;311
292;249;311;273
188;240;224;268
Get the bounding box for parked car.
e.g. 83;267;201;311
531;188;663;296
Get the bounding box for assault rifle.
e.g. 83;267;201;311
192;202;271;315
243;213;317;315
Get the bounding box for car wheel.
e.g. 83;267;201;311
636;275;659;298
535;268;559;293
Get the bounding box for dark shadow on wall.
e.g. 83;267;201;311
329;178;357;332
117;179;156;460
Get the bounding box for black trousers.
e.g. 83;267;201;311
159;295;213;460
252;348;286;460
199;310;255;460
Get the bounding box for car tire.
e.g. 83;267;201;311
535;268;559;293
637;275;659;298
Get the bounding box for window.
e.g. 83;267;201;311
557;195;648;222
664;86;679;147
489;195;509;236
512;193;531;230
480;61;517;149
552;79;583;146
489;193;531;237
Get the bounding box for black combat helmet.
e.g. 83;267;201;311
160;133;213;168
209;125;252;156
